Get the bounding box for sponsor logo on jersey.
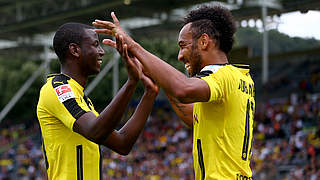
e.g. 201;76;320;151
54;84;75;102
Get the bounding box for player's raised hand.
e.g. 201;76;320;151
116;33;142;82
93;12;135;50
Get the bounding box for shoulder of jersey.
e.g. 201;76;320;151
196;65;225;78
49;74;75;103
49;74;71;88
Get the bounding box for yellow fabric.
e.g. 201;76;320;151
193;64;255;180
37;74;101;180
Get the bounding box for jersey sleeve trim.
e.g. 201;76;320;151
196;64;224;78
196;70;213;78
63;99;87;120
232;64;250;69
83;95;92;110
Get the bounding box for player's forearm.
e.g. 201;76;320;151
91;79;138;142
104;91;156;155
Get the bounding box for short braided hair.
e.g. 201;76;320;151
183;5;236;54
53;22;93;63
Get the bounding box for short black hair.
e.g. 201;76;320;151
183;5;236;54
53;22;93;63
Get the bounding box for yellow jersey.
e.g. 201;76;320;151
193;64;254;180
37;74;102;180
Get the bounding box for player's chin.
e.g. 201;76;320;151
187;69;193;77
95;65;101;73
95;69;100;74
89;69;100;76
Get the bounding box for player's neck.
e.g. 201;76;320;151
61;65;87;87
202;51;228;66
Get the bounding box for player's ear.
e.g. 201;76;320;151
69;43;81;58
198;33;210;50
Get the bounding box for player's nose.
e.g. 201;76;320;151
98;46;105;56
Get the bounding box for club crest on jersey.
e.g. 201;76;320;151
54;84;75;103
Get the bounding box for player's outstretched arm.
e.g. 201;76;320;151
103;73;159;155
93;13;210;104
73;37;142;146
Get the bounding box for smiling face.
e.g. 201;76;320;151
178;23;203;77
80;29;105;76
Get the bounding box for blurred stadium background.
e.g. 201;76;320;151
0;0;320;179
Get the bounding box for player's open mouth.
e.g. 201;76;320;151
98;59;102;65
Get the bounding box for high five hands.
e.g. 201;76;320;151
93;12;158;95
93;12;135;51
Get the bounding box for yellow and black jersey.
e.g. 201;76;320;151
193;64;255;180
37;74;101;180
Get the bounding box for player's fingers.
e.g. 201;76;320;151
142;67;151;77
123;44;130;64
93;21;117;35
133;57;141;66
115;34;122;53
131;57;141;70
141;73;153;87
141;73;147;82
123;45;134;71
118;35;126;59
94;29;113;36
102;39;116;48
93;20;115;29
111;12;120;26
92;22;108;29
121;39;130;62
